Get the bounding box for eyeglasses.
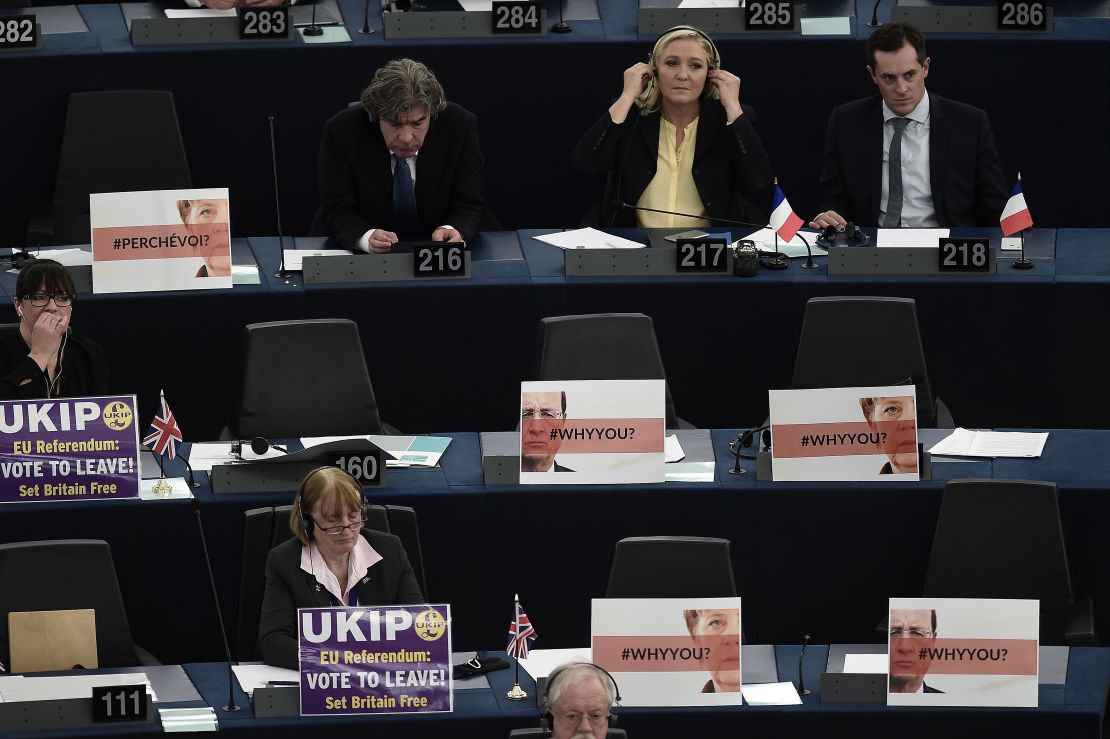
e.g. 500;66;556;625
521;410;565;421
889;629;934;639
312;515;367;535
23;292;73;307
555;711;609;727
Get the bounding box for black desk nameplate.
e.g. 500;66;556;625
821;673;887;703
566;244;734;277
676;237;730;273
239;7;290;40
384;9;547;39
745;0;797;31
303;252;471;283
938;238;993;273
828;246;997;275
998;0;1048;30
893;4;1053;33
0;16;40;51
492;1;541;34
327;450;386;487
92;685;148;722
0;695;155;732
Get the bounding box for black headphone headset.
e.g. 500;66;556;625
540;662;622;736
646;25;722;101
294;465;370;542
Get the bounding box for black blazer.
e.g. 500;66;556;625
816;93;1008;227
258;531;425;670
313;102;487;250
0;326;109;401
574;98;773;228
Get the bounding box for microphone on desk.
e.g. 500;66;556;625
268;114;292;281
798;633;812;696
617;202;815;269
359;0;375;33
193;505;241;713
867;0;883;25
231;436;289;459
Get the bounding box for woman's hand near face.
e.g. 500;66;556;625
609;62;653;124
708;69;743;123
27;312;68;371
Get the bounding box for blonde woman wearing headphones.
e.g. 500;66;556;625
574;26;772;230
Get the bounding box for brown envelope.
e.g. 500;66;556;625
9;609;98;672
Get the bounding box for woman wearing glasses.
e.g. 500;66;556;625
258;466;424;669
0;259;108;400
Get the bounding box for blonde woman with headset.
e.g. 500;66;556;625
574;26;773;230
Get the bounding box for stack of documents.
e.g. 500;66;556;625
927;428;1048;458
533;228;644;250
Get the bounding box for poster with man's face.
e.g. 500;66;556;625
91;188;232;293
768;385;919;481
519;380;665;485
888;597;1039;707
591;597;742;707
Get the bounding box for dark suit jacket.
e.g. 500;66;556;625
0;327;109;401
923;683;944;693
313;102;486;250
817;93;1007;227
574;98;773;228
258;531;425;670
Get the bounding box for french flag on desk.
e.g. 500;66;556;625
1000;175;1034;236
769;181;804;242
143;390;183;461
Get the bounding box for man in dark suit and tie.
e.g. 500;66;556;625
314;58;487;253
811;23;1007;231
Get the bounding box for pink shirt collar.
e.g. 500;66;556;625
299;537;383;605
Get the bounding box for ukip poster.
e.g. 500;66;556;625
0;395;140;503
298;605;452;716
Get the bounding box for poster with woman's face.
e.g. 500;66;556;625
91;188;232;294
768;385;920;481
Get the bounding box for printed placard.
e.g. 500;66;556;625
91;188;232;294
298;605;452;716
0;395;141;503
888;598;1039;707
519;380;665;485
769;386;919;481
592;597;742;707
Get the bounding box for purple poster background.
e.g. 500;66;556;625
298;605;452;716
0;395;140;503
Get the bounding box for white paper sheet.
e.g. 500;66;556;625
533;228;644;250
736;228;827;259
876;228;950;247
679;0;740;7
165;8;236;17
457;0;494;9
664;461;715;483
0;673;155;703
232;664;298;696
843;653;889;674
518;648;592;682
927;428;1048;458
741;681;803;705
664;435;685;463
800;16;852;35
1000;236;1024;251
299;435;452;467
186;442;286;472
282;249;350;271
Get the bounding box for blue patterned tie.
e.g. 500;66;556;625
392;155;418;231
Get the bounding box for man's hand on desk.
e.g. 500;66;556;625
810;210;848;231
432;227;463;243
202;0;238;8
369;229;399;254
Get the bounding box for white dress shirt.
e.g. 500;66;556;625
879;93;938;228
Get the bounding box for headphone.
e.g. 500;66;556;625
294;465;370;542
540;662;622;736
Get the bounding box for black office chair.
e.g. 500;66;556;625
606;536;737;598
0;539;158;669
535;313;689;429
791;296;953;428
237;504;428;661
233;319;389;439
923;479;1096;646
27;90;192;246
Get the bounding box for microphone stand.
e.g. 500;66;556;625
194;507;241;712
797;633;812;696
867;0;882;26
303;0;324;36
551;0;571;33
268;115;292;281
359;0;375;33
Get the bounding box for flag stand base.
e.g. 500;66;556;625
762;254;789;270
1012;258;1034;270
151;476;173;495
506;683;528;701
